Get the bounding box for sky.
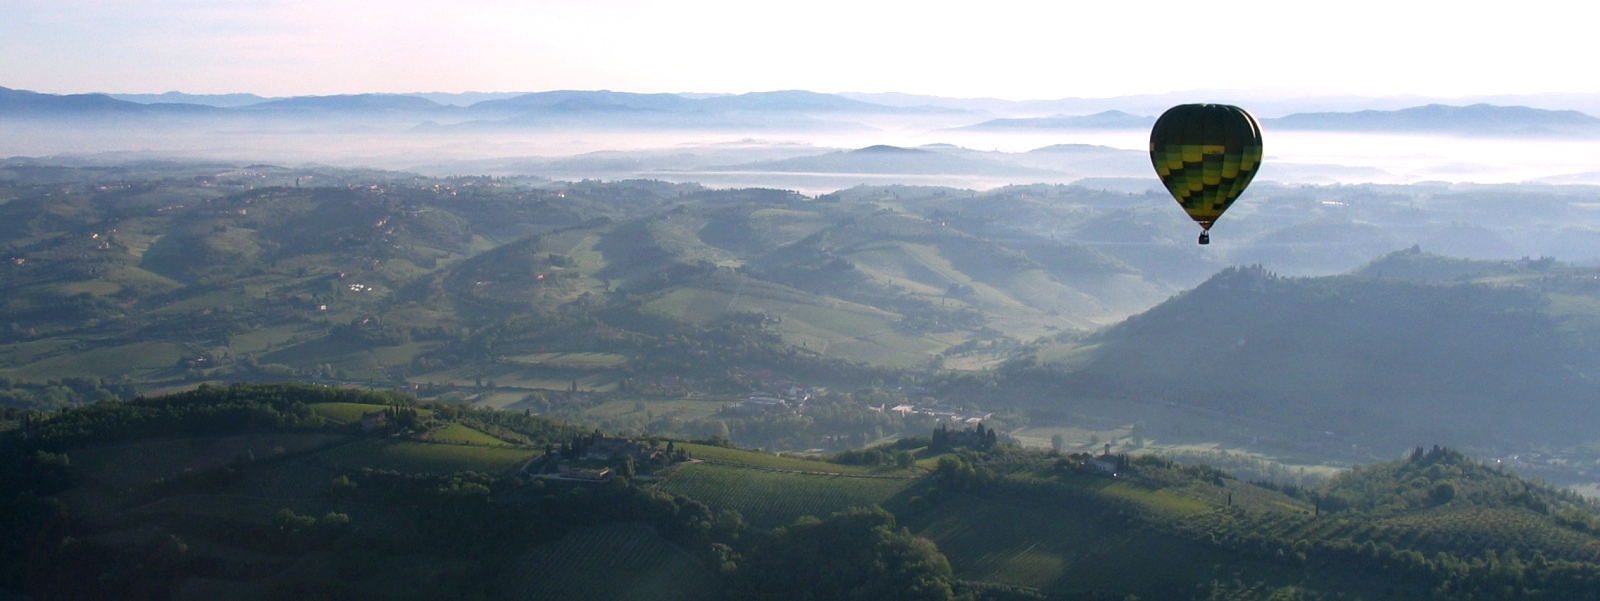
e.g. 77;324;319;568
1;0;1592;100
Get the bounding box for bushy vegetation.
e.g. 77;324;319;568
12;382;366;449
0;376;137;410
928;443;1600;600
1317;446;1594;516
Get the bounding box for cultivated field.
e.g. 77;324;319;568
680;443;914;476
656;462;914;529
427;422;514;446
314;439;533;475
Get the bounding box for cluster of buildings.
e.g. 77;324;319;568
549;433;674;481
571;434;661;463
725;383;812;416
877;403;992;425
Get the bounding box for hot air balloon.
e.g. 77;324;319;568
1149;104;1263;245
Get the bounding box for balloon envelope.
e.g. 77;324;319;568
1149;104;1263;232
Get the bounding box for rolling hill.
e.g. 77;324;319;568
1032;255;1600;455
9;384;1600;600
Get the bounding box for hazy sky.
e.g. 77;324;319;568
2;0;1590;99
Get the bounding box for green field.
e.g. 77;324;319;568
469;391;530;409
4;340;188;380
146;288;254;316
58;280;122;296
656;462;914;529
505;352;630;369
428;422;513;446
498;524;720;601
583;399;729;421
679;443;912;476
228;323;319;355
410;366;620;393
1090;479;1212;514
367;342;430;366
259;335;381;370
0;337;81;365
315;439;533;475
1011;425;1131;452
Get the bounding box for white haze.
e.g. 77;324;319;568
5;115;1600;191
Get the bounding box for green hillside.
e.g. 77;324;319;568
0;165;1210;415
1028;260;1600;457
905;447;1600;600
6;384;1600;600
656;444;918;529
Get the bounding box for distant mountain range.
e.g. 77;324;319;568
107;91;526;107
242;93;446;112
8;88;948;117
952;110;1156;131
840;90;1600;120
954;104;1600;137
0;86;221;114
5;84;1599;136
699;144;1055;176
89;87;1600;118
105;91;273;107
1264;103;1600;136
0;87;960;133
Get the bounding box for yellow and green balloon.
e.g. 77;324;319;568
1149;104;1263;244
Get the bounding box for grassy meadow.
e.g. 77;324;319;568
656;462;915;529
315;439;534;475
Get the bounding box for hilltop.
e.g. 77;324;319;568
1010;253;1600;473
